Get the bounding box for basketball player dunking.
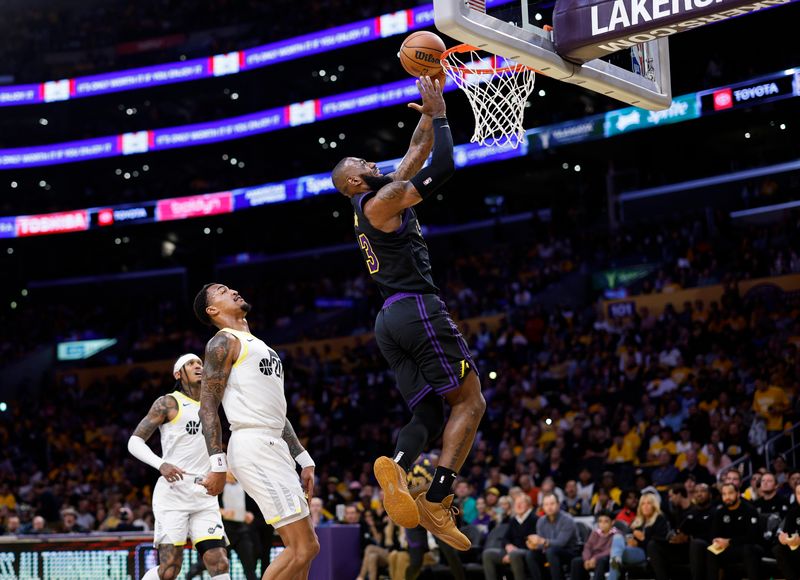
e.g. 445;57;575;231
193;284;320;579
128;354;230;580
331;76;485;551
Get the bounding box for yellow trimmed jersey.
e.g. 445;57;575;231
219;327;287;432
159;391;209;477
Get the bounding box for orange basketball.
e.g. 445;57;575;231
398;31;446;78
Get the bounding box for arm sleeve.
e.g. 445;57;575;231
642;516;670;549
127;435;165;471
501;521;514;546
784;507;800;535
549;517;577;548
408;117;454;200
582;534;595;560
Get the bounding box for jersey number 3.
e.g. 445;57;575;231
358;233;380;274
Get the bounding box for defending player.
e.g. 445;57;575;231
127;354;230;580
331;76;485;551
193;283;320;579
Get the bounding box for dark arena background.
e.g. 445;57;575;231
1;0;800;578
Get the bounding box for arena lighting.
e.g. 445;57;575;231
0;0;516;107
489;371;498;379
730;199;800;218
618;158;800;202
0;76;460;169
0;402;7;412
16;62;792;170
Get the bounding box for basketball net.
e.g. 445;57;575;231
442;45;536;149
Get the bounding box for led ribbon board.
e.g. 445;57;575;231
553;0;799;63
0;0;514;107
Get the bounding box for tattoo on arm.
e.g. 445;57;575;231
366;181;422;228
132;395;176;440
281;418;305;458
391;116;433;180
376;181;408;202
199;333;236;456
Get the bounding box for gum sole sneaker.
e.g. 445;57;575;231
374;456;420;528
415;493;471;551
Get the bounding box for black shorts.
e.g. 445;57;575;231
375;293;476;409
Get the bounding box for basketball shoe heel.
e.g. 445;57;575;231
373;456;420;528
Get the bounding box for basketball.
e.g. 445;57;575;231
398;31;446;78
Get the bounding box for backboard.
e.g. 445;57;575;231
434;0;673;110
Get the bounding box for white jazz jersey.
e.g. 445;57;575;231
152;391;225;546
159;390;209;477
218;327;287;431
218;327;310;528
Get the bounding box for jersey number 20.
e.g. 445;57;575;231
358;233;380;274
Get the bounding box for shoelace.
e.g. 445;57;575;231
446;504;460;523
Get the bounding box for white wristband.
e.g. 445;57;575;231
295;450;315;468
210;453;228;472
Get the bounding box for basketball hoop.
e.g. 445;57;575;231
441;44;537;149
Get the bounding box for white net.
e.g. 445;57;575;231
442;48;536;149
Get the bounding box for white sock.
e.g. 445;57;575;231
210;575;231;580
142;567;161;580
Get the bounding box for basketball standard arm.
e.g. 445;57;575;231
199;332;239;495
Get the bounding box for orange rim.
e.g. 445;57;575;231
441;44;539;75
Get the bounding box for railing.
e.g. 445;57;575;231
765;421;800;469
722;422;800;487
723;452;754;485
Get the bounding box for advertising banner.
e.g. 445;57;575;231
602;274;800;318
699;72;797;112
553;0;798;62
604;93;700;137
156;192;234;222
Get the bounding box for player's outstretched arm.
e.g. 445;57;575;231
365;123;454;227
282;418;316;499
389;116;434;181
199;332;238;495
128;396;186;482
389;76;447;181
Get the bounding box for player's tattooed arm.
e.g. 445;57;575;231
131;395;177;441
199;332;239;456
390;115;434;181
365;181;423;229
281;417;306;458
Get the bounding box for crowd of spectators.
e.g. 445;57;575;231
0;207;799;580
4;210;799;369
